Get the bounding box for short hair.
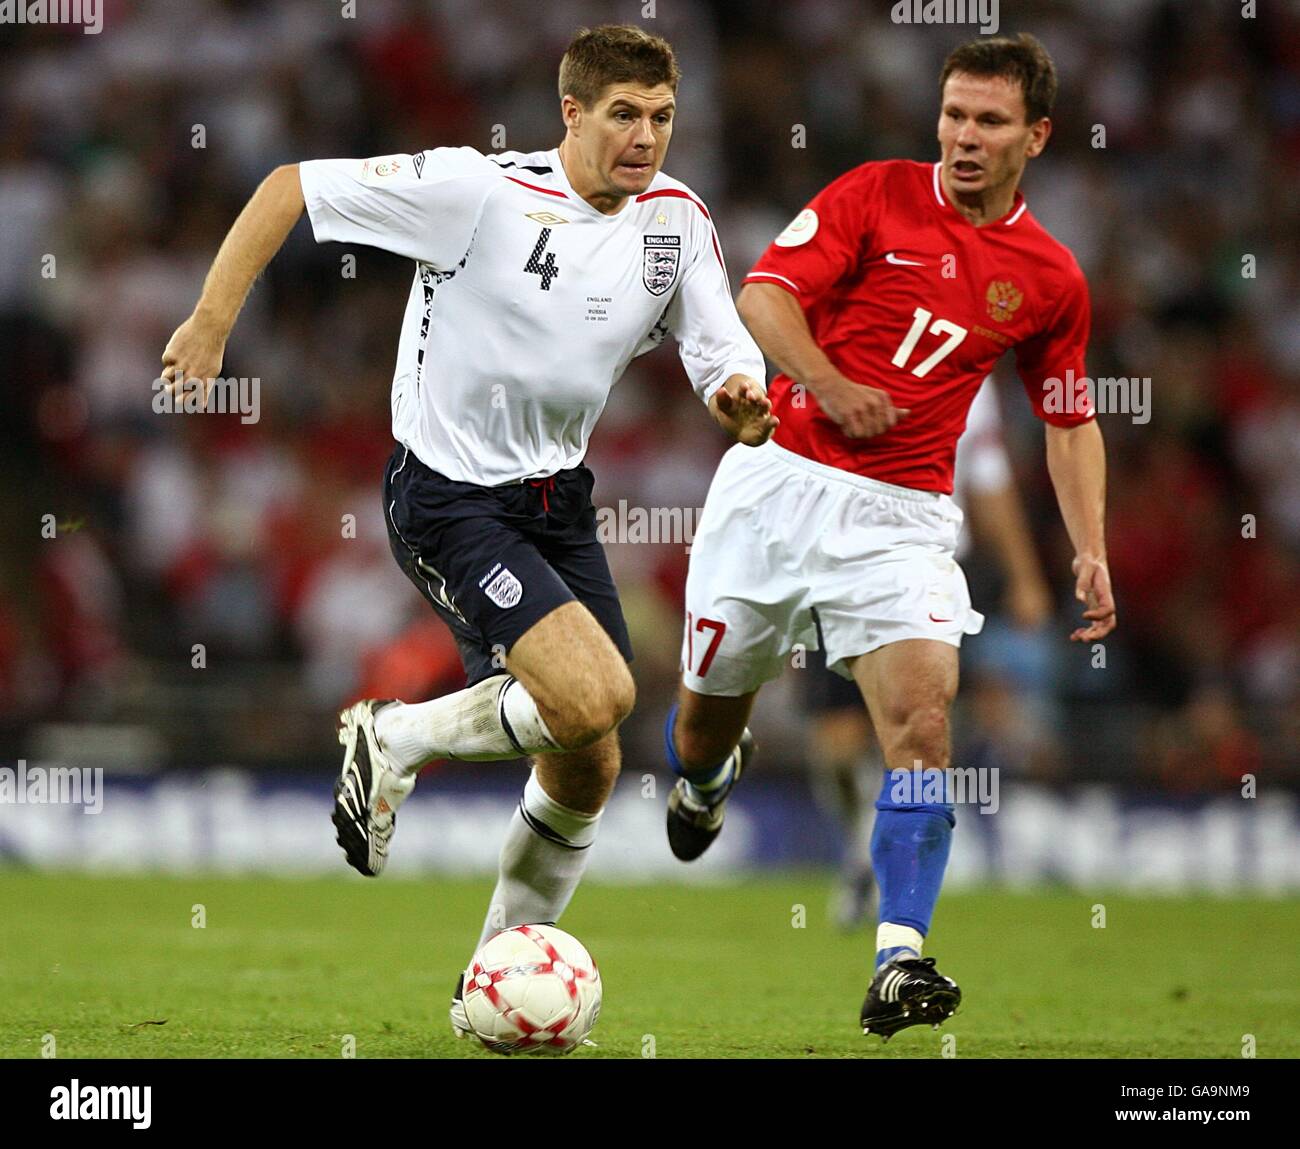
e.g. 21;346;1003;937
558;24;681;108
939;33;1057;123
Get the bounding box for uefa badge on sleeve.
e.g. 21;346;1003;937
643;236;681;296
773;207;819;247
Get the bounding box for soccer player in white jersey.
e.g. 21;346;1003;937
159;25;775;1034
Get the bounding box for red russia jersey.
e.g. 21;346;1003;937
745;160;1093;492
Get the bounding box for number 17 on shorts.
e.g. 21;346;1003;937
684;612;727;680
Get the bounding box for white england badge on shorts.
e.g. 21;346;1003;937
483;567;523;609
643;236;681;296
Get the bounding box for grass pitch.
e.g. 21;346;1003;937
0;872;1295;1059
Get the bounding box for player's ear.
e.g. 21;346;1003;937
561;94;583;133
1027;117;1051;158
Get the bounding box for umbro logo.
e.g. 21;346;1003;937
885;252;926;266
526;211;569;225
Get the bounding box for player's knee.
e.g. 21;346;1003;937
555;663;635;748
595;662;635;731
896;704;951;769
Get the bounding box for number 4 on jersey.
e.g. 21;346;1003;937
524;228;560;291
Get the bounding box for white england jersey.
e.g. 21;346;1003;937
299;146;765;485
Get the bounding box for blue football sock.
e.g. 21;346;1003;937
871;767;955;968
663;704;734;793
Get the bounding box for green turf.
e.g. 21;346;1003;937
0;872;1295;1058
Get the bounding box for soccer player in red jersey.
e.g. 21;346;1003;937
661;33;1117;1039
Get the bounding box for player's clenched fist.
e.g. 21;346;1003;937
813;374;909;439
160;312;228;403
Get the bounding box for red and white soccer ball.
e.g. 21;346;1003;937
461;924;602;1055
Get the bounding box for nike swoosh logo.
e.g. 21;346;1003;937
885;253;926;266
929;613;953;623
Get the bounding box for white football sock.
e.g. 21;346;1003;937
475;770;600;948
374;674;559;776
876;923;924;961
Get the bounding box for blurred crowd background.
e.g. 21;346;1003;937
0;0;1296;791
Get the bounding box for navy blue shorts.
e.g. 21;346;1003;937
383;443;633;686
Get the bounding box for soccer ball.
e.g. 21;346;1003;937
461;924;602;1055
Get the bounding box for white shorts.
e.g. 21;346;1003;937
682;441;984;697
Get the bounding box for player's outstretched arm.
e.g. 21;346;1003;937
161;163;306;397
737;283;906;439
1045;420;1117;642
708;374;778;446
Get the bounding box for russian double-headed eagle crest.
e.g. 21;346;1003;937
985;279;1024;323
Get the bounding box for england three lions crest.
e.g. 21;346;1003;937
643;235;681;296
